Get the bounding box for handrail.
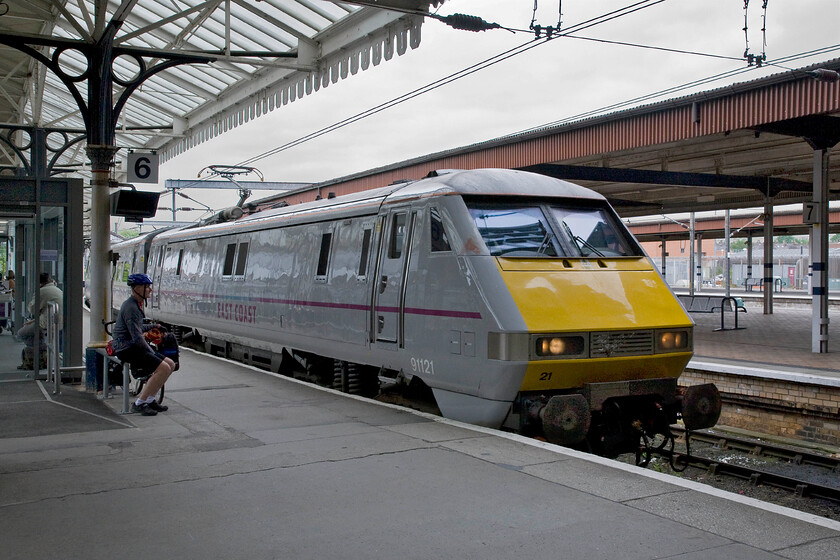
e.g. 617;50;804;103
46;302;60;394
44;302;85;394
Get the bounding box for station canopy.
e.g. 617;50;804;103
0;1;441;175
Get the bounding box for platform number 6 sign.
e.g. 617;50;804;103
127;152;160;184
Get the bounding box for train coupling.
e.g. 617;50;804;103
679;383;722;431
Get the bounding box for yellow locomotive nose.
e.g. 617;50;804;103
496;256;694;392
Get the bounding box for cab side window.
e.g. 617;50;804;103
430;207;451;252
388;213;407;259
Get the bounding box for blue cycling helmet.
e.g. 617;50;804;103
127;273;153;287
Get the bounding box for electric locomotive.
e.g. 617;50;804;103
110;168;720;455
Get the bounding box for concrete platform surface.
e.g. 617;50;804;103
1;348;839;560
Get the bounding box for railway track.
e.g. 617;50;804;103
659;427;840;504
677;427;840;472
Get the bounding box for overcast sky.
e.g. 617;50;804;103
147;0;840;225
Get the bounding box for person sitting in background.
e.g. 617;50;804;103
5;270;14;296
17;272;63;369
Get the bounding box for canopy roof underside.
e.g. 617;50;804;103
0;0;438;178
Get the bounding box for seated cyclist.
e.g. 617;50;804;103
111;274;175;416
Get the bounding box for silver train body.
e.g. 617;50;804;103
111;169;718;453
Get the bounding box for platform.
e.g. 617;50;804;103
1;341;839;559
683;290;840;382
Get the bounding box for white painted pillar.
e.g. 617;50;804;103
811;148;830;353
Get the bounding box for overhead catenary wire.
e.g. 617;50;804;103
197;1;837;187
236;0;670;168
563;35;745;63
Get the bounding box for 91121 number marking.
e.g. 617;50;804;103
410;357;435;375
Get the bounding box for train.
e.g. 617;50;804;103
109;168;721;456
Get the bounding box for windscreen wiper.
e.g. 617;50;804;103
574;235;604;257
536;230;555;256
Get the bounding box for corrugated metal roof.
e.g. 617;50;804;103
250;57;840;216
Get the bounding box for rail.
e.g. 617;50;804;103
43;302;85;395
672;427;840;472
663;427;840;504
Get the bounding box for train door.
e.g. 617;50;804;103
149;244;166;309
372;208;417;347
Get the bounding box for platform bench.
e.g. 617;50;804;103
744;278;762;291
678;295;746;331
678;295;746;314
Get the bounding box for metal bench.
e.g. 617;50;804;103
744;278;762;291
744;277;783;293
678;295;746;331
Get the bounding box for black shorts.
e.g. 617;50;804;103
116;345;166;375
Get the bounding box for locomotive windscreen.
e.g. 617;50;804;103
548;206;639;257
466;200;641;258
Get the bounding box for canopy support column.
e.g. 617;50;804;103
689;213;695;296
763;196;774;315
811;148;830;353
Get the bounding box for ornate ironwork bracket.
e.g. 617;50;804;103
0;126;87;179
0;31;213;149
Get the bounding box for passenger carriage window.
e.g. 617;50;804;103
235;242;249;277
175;249;184;276
316;233;332;277
358;229;372;277
430;207;451;252
389;213;407;259
222;243;237;276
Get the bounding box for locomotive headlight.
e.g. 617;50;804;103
655;329;691;353
535;335;585;358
